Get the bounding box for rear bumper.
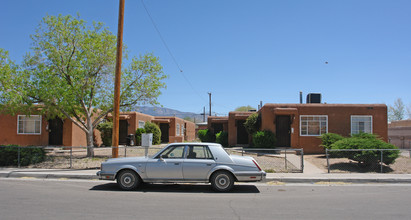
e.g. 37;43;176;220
234;171;266;182
96;171;115;180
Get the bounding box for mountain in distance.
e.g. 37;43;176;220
135;106;206;123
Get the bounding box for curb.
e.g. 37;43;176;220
2;172;411;184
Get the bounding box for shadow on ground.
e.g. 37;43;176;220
329;162;394;173
90;183;260;194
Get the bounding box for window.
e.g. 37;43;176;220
351;116;372;134
18;115;42;134
176;124;180;136
186;145;214;159
300;115;327;136
181;124;185;136
158;145;185;158
138;121;145;129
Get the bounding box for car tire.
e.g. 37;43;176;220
210;171;234;192
117;170;141;191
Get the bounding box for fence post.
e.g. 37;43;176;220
125;145;127;157
70;147;73;169
18;146;21;168
284;149;288;171
242;148;244;156
326;149;330;173
380;150;383;173
300;149;304;173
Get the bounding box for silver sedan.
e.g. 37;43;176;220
97;143;266;192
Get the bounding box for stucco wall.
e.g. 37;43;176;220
260;104;388;154
0;114;49;146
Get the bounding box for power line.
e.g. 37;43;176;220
139;0;206;103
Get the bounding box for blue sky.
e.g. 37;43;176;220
1;0;410;116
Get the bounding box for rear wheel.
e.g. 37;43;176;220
210;171;234;192
117;170;141;191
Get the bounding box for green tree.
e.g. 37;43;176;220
235;105;256;112
0;15;167;157
388;98;405;122
144;122;162;145
244;113;259;135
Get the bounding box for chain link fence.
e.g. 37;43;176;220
325;149;411;173
1;145;304;173
226;148;304;173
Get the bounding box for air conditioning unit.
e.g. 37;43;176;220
306;93;321;103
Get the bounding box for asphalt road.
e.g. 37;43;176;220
1;178;410;220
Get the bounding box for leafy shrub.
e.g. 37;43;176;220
97;121;113;147
320;133;344;149
216;131;228;147
331;136;399;166
198;129;216;142
0;146;46;166
351;132;378;139
135;128;146;146
144;121;162;145
244;113;259;135
252;130;276;148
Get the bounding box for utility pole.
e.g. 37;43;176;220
112;0;125;158
203;106;206;122
208;92;212;116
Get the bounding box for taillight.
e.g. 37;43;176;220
252;160;262;171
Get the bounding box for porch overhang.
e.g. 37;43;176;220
152;119;171;123
272;108;298;115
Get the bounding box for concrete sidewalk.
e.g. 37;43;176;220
2;168;411;184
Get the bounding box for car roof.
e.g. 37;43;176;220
166;142;221;147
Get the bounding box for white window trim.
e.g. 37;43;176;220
17;115;42;135
176;123;180;136
300;115;328;136
351;115;373;135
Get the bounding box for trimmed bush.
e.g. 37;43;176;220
244;113;259;135
135;128;146;146
198;129;216;142
97;121;113;147
144;121;162;145
252;130;276;148
216;131;228;147
0;146;46;166
320;133;344;149
331;135;399;166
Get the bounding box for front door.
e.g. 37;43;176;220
276;115;291;147
118;120;128;145
237;120;249;144
160;123;169;143
48;118;63;145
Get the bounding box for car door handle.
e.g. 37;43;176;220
174;163;180;165
206;164;212;166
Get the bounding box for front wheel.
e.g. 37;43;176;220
117;170;141;191
210;171;234;192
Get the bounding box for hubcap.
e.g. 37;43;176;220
216;174;229;189
122;174;135;187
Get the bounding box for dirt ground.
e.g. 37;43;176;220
25;147;411;174
304;154;411;174
27;146;299;172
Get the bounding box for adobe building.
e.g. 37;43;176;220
388;120;411;149
206;103;388;154
109;112;155;145
207;116;228;135
153;116;196;143
0;113;101;147
259;103;388;153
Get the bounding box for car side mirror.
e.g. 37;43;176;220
159;155;164;162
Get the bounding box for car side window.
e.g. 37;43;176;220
158;146;185;159
186;146;214;160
